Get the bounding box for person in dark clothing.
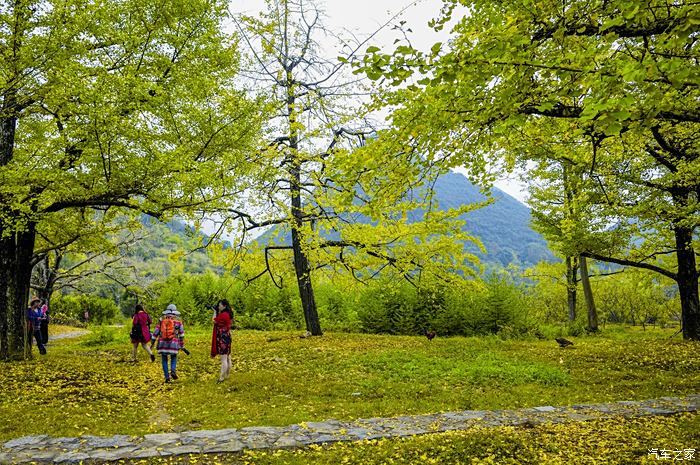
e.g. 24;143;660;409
27;297;46;355
39;299;49;344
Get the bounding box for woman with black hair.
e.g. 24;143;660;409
210;299;233;383
130;304;155;362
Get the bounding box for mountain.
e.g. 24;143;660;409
431;171;553;267
259;171;554;268
126;215;224;275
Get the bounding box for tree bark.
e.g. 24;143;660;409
32;254;58;307
286;65;322;336
673;225;700;340
565;256;578;322
0;227;36;360
14;227;36;358
579;255;598;332
291;225;321;335
0;107;19;359
0;235;10;360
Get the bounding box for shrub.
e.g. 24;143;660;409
80;326;117;347
357;282;421;335
316;283;361;332
51;294;120;325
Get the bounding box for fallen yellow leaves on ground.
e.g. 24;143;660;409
1;325;698;445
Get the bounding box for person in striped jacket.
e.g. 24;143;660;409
151;304;185;383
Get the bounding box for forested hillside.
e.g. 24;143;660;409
128;216;224;275
258;171;554;268
430;172;553;267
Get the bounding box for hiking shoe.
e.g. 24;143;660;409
150;354;155;362
171;371;178;380
164;378;170;383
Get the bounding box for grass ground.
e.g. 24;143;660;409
1;325;698;463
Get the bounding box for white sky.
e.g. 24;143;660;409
230;0;528;203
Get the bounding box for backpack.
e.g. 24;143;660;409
130;321;142;341
160;318;176;341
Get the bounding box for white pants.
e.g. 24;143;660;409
131;342;153;361
219;354;232;380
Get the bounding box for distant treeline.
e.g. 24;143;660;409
51;262;679;339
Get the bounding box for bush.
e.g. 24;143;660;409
145;272;307;330
51;294;120;325
144;272;227;325
356;282;424;335
356;274;540;338
80;326;117;347
139;268;540;338
316;283;361;332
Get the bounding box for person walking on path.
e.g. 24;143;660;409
211;299;233;383
27;297;46;355
151;304;185;383
130;304;155;362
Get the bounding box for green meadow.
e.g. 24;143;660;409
2;325;697;461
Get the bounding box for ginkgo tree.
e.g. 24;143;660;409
510;118;605;330
0;0;262;359
222;0;484;336
357;0;700;340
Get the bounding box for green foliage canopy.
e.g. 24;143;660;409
354;0;700;339
0;0;263;359
1;0;261;227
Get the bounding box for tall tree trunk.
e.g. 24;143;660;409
673;225;699;340
0;227;36;360
0;110;37;358
289;157;321;335
0;235;10;360
0;107;19;359
565;256;578;322
286;71;322;336
579;255;598;332
13;227;36;358
562;163;580;323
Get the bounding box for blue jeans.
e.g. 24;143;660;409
161;353;177;379
32;330;46;355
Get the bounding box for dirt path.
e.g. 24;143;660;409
48;329;90;341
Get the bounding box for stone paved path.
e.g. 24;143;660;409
1;394;697;464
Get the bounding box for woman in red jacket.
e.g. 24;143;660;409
130;304;155;362
211;299;233;383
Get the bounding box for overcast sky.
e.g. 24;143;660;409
229;0;528;203
231;0;446;46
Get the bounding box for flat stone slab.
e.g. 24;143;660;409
1;394;697;464
3;435;50;449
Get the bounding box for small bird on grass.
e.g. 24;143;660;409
425;330;437;341
555;337;574;348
